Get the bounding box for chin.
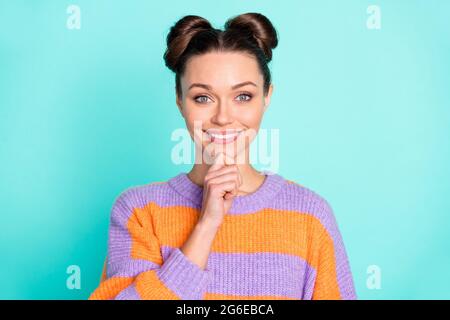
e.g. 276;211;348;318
198;142;248;165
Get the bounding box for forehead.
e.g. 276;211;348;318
182;51;263;89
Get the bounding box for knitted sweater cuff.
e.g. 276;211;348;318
156;247;212;299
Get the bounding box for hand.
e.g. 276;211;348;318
198;152;243;228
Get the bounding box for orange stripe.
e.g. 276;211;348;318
311;230;341;299
132;202;339;296
89;277;134;300
91;271;180;300
134;271;180;300
149;203;332;255
123;201;341;299
128;204;165;265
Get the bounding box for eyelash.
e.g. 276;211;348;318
194;93;253;104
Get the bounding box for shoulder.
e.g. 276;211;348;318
278;177;341;239
280;178;334;215
109;179;171;221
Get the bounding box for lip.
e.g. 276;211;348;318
203;129;245;144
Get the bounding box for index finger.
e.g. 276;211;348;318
209;152;225;172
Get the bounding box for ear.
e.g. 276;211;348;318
176;92;184;118
263;84;274;112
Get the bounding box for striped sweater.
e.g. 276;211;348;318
89;171;357;300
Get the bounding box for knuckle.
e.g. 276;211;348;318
205;180;214;188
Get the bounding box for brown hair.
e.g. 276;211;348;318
163;13;278;98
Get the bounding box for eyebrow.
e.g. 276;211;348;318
188;81;257;91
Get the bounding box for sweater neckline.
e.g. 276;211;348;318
167;171;286;214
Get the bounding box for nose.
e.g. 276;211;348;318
211;101;233;126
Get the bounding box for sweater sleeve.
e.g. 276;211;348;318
89;189;212;300
311;201;357;300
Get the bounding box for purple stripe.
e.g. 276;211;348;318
107;258;160;278
161;246;316;299
167;172;287;214
302;266;316;300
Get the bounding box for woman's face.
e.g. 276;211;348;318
176;51;273;164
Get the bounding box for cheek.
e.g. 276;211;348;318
184;100;212;117
184;107;209;129
182;109;210;143
236;106;264;128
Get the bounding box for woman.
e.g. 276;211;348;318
89;12;356;300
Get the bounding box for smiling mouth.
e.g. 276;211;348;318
204;129;245;144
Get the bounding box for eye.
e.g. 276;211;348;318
194;95;212;104
235;93;252;102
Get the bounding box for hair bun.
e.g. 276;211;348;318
224;13;278;61
164;15;213;72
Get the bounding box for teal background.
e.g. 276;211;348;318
1;0;449;299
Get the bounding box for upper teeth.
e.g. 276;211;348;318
208;131;242;139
